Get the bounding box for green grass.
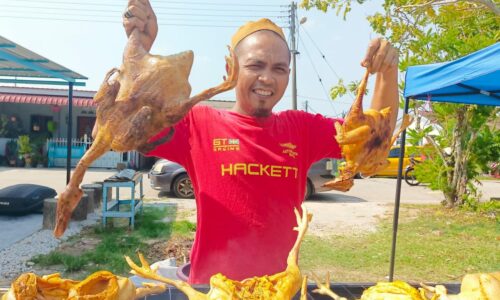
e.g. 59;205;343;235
32;206;196;277
300;205;499;283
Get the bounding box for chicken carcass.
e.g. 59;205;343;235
324;70;412;192
53;28;238;238
1;270;166;300
125;204;312;300
420;272;500;300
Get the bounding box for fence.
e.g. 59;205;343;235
47;138;138;169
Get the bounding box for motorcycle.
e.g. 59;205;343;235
404;157;420;186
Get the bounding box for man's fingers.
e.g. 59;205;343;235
123;18;146;35
370;40;390;73
380;48;398;73
128;4;149;22
361;38;381;68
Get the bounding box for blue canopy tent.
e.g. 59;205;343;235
389;42;500;280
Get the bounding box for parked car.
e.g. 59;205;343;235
148;159;194;198
148;158;336;199
338;145;423;178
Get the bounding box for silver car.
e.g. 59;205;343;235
148;158;336;199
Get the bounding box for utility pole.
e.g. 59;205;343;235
305;100;309;112
290;1;298;110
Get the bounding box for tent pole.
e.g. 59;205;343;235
389;96;410;281
66;82;74;184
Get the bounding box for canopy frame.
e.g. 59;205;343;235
389;42;500;281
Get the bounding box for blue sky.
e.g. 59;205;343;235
0;0;388;118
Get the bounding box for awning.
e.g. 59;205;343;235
0;35;87;85
404;42;500;105
0;93;95;107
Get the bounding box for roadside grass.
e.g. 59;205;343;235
32;206;195;278
300;204;499;283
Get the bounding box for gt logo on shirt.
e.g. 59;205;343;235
213;138;240;152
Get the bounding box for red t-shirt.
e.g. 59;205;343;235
147;105;342;284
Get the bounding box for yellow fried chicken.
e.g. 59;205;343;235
324;70;412;192
360;281;425;300
2;270;165;300
126;204;312;300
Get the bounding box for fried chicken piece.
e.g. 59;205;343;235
2;271;165;300
324;70;412;192
125;204;313;300
53;28;238;238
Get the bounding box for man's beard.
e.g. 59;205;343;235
252;108;271;118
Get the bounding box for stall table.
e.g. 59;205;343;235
102;171;144;229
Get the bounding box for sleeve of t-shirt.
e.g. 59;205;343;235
143;110;192;167
306;112;343;163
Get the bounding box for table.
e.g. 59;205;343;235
101;172;144;229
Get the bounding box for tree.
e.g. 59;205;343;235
301;0;500;207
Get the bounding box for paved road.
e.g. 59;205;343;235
0;167;498;248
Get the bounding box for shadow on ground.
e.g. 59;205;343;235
307;192;366;203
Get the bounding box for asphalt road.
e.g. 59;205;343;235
0;167;498;249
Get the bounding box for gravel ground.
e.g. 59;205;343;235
0;213;100;285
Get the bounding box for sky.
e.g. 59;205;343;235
0;0;388;118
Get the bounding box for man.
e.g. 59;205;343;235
122;0;399;284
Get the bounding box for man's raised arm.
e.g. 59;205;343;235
361;38;400;133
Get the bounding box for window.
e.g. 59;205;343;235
388;147;401;158
30;115;53;133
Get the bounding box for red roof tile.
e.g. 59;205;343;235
0;93;95;107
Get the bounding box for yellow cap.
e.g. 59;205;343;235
231;18;287;49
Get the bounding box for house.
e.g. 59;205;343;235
0;85;235;168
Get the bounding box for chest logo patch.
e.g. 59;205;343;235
280;142;298;158
213;138;240;152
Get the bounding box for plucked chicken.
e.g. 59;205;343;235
53;28;238;238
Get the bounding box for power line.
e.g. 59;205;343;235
0;15;287;28
297;94;353;105
297;35;338;117
299;24;354;101
1;5;286;19
7;0;285;8
1;3;285;14
1;10;288;26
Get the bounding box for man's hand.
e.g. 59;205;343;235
123;0;158;52
362;38;400;130
361;38;398;75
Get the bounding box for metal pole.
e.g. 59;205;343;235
66;82;74;184
290;1;298;110
389;97;410;281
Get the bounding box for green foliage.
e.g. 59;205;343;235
17;135;33;156
300;0;367;19
0;114;24;138
32;207;196;276
300;205;499;282
330;78;367;100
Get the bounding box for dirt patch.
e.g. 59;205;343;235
146;235;194;266
58;237;101;256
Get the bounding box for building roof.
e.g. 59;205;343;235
0;86;235;109
0;35;87;86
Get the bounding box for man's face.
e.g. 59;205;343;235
233;31;290;117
